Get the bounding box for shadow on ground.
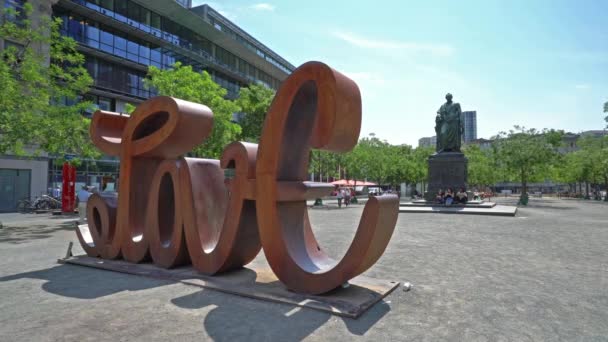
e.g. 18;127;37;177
0;262;390;340
0;264;170;299
171;289;390;340
0;222;75;244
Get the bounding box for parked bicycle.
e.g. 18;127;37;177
32;194;61;210
17;198;34;213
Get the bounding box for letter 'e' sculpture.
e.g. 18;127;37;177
76;62;399;295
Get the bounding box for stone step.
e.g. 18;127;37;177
399;204;517;216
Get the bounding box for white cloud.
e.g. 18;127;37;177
332;31;454;56
574;84;590;89
251;3;275;11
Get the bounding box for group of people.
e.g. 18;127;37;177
336;188;353;208
435;187;468;205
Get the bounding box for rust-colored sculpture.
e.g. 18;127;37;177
76;61;398;295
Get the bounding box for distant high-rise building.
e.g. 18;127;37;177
461;111;477;143
418;136;437;148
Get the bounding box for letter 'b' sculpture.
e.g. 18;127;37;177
76;61;399;295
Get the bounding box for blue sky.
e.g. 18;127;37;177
194;0;608;146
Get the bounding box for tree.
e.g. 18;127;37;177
604;100;607;128
493;126;562;204
463;144;499;189
409;146;434;192
0;4;96;160
236;83;275;142
144;62;240;158
576;134;608;200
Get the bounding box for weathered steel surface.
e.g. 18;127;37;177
77;61;399;295
255;62;399;294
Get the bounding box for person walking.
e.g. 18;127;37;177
344;188;352;207
77;185;92;224
337;188;344;208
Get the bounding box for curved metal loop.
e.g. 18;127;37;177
119;97;213;262
76;193;118;259
81;97;214;261
182;141;261;274
256;61;399;294
146;159;189;268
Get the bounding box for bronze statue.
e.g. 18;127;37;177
435;93;463;152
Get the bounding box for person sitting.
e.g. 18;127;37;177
444;188;454;206
435;189;445;204
456;188;468;204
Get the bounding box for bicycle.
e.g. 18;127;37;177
17;198;34;213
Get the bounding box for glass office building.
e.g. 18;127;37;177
0;0;294;211
53;0;295;111
461;111;477;143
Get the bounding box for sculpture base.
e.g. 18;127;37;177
58;254;399;319
424;152;468;201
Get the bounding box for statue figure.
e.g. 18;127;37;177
434;93;463;153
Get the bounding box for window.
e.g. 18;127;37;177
67;16;84;42
84;21;99;48
150;12;161;30
98;0;113;11
114;1;128;23
100;29;113;54
4;0;27;25
98;96;114;111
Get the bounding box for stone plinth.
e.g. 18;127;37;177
424;152;468;201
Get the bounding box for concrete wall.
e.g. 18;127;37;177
0;157;49;199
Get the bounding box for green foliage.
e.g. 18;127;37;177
408;146;434;187
306;133;430;190
236;83;275;142
0;5;96;159
561;135;608;192
493;126;563;202
144;62;241;158
124;103;136;114
604;100;607;128
463;144;499;188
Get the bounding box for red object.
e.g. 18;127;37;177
62;162;77;212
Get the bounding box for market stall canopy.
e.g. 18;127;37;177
330;179;377;186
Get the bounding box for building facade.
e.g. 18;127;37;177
0;0;294;211
54;0;295;108
418;136;437;149
467;138;493;151
461;110;477;143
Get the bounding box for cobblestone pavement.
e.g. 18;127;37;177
0;197;606;341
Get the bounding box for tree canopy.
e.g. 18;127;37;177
307;133;432;191
144;62;241;158
462;144;500;189
604;101;608;128
235;83;275;142
493;126;563;201
558;134;608;199
0;4;96;160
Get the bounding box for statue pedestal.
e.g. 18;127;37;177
424;152;468;201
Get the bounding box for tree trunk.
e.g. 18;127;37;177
521;168;527;195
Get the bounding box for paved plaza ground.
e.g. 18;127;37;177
0;197;606;341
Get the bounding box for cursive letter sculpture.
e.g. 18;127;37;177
75;61;399;295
